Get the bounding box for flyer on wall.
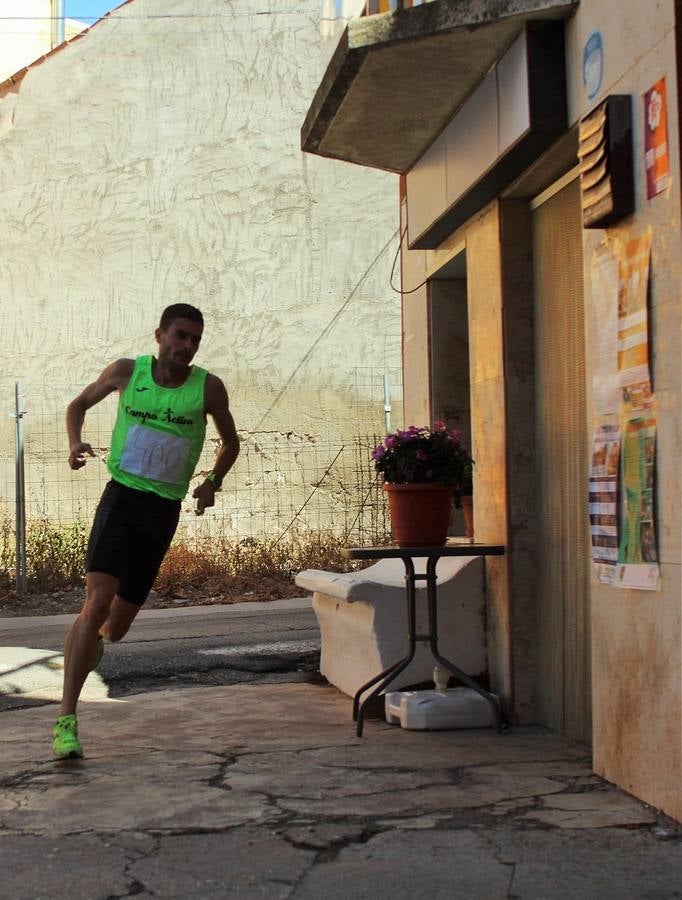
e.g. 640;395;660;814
589;422;620;585
590;243;620;417
617;229;652;389
614;230;659;590
644;77;672;199
615;390;659;591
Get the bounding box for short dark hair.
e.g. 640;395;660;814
159;304;204;331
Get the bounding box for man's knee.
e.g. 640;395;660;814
81;574;119;626
78;593;114;631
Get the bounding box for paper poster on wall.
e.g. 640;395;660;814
615;397;659;590
614;229;659;590
588;230;659;590
589;422;620;584
590;243;620;415
617;229;652;389
644;77;672;199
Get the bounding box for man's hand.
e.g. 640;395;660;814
192;480;216;516
68;442;95;470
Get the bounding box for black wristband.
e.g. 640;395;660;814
205;472;223;491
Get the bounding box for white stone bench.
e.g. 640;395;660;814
295;556;485;698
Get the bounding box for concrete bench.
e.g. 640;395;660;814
295;556;486;698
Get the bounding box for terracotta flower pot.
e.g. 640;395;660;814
384;482;454;547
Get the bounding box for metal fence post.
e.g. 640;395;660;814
383;374;392;435
14;380;27;594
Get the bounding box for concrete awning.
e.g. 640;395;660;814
302;0;578;174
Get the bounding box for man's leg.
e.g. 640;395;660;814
60;572;119;717
100;594;142;643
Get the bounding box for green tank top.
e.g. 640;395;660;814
108;355;208;500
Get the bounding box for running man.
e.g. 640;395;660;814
52;303;240;759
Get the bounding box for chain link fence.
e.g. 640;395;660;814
0;373;403;592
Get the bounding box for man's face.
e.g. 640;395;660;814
155;317;203;370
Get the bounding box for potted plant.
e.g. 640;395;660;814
371;422;474;547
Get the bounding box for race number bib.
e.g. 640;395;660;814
120;424;191;484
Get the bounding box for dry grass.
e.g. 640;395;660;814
0;516;87;594
154;532;369;599
0;516;383;600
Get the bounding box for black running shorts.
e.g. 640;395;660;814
86;480;181;606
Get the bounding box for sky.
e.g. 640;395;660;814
65;2;120;24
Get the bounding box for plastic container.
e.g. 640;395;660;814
385;670;495;730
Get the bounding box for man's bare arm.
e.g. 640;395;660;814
192;374;240;515
66;359;134;470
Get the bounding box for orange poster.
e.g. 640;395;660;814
644;77;671;199
617;229;652;388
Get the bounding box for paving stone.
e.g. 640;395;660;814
0;834;130;900
283;821;371;849
524;789;658;829
376;814;452;829
129;829;314;899
292;829;512;899
0;682;677;899
491;827;682;899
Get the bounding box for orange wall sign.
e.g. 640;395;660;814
643;77;671;199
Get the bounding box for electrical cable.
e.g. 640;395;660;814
389;224;430;295
0;11;351;21
253;226;399;429
272;444;345;546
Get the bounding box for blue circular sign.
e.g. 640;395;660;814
583;31;604;101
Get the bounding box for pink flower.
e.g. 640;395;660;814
448;429;462;444
432;420;447;432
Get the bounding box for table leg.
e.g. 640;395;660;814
425;557;506;732
352;656;408;722
355;556;418;737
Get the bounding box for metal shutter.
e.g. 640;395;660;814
532;178;592;743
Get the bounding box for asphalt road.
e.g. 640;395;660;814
0;598;321;709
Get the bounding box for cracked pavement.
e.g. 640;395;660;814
1;682;680;899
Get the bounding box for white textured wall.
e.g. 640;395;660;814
0;0;400;444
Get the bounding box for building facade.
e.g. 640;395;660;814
303;0;682;820
0;0;401;534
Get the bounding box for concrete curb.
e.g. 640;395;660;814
0;596;313;630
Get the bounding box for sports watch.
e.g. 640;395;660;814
205;471;223;491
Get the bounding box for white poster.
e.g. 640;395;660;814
590;244;621;416
589;422;620;585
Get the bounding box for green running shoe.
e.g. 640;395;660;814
92;635;104;670
52;714;83;759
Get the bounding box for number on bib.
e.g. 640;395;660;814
120;424;191;484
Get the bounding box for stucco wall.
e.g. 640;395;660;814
565;0;682;821
0;0;400;530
